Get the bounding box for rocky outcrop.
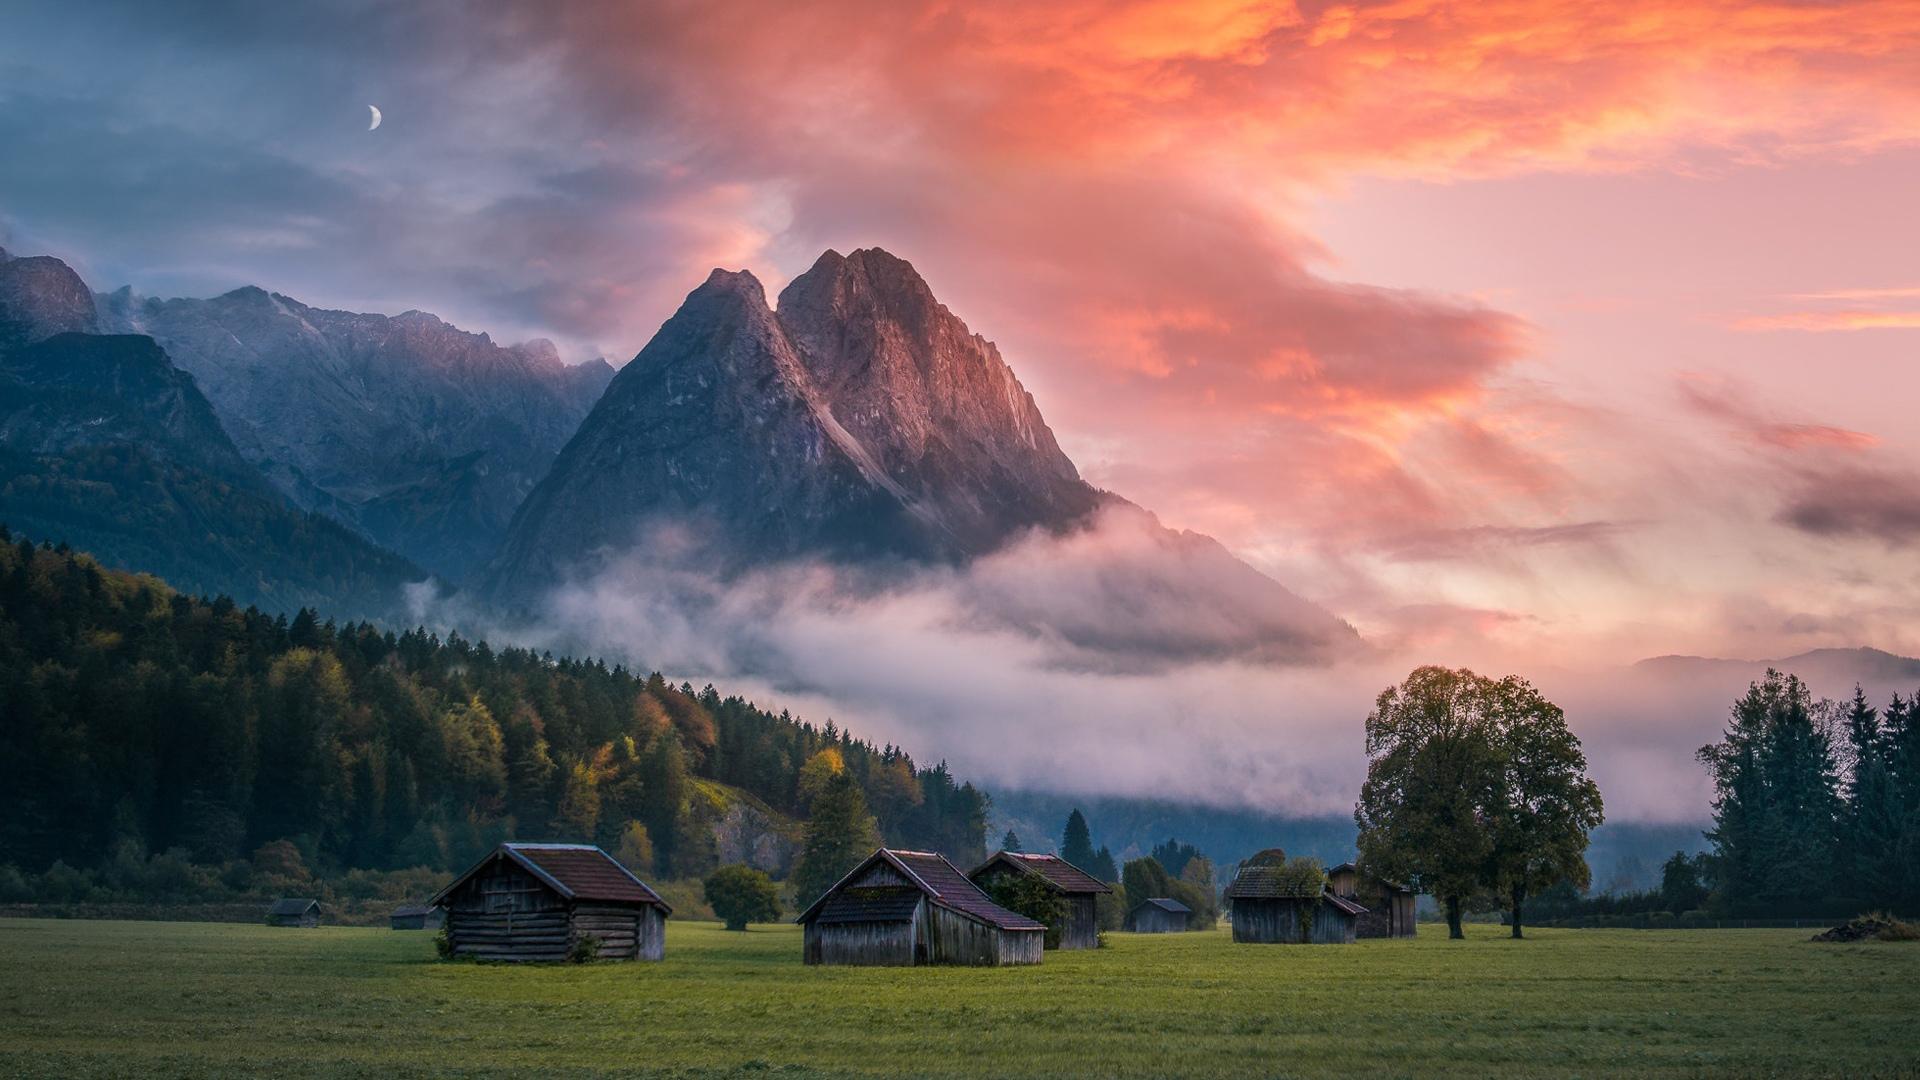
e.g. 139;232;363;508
0;248;99;351
97;284;613;582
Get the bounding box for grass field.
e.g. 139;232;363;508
2;918;1917;1078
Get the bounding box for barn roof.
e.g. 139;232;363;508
267;898;319;915
1224;865;1318;900
1136;897;1191;914
391;904;438;918
796;848;1046;932
431;843;671;912
1323;892;1369;917
1326;860;1412;894
970;851;1112;894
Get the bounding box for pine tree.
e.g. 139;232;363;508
1061;809;1096;871
791;769;879;907
1001;829;1022;852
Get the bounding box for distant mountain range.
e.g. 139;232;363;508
97;283;611;581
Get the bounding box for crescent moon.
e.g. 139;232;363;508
368;105;382;131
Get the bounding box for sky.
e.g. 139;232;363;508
5;1;1920;816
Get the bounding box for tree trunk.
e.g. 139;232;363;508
1445;895;1464;939
1510;884;1525;939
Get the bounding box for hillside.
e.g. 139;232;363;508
0;533;986;886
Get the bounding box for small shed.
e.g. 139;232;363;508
432;843;671;962
1123;897;1191;933
1326;861;1416;938
1225;866;1366;944
797;848;1045;966
266;898;321;928
969;851;1112;950
390;903;445;931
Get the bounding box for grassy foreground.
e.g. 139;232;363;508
1;918;1917;1079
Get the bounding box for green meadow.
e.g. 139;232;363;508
1;918;1916;1079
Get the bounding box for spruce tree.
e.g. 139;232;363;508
1061;809;1096;871
791;769;879;907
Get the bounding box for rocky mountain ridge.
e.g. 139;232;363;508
97;281;613;581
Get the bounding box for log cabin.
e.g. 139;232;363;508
797;848;1045;966
389;903;444;930
968;851;1111;950
1123;897;1191;933
431;843;671;962
1224;866;1366;944
265;898;321;927
1325;862;1417;938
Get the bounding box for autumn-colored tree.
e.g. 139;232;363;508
791;769;879;907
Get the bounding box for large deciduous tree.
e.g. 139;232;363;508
1355;666;1501;940
1482;675;1605;938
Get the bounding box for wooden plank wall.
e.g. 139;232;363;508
925;905;1041;966
1060;895;1099;950
1231;899;1356;944
445;857;569;962
804;912;921;966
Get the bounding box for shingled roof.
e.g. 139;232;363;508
267;898;319;916
432;843;671;912
1224;867;1370;915
797;848;1046;932
1138;897;1191;914
971;851;1112;894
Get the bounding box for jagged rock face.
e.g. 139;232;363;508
97;285;613;582
0;248;99;351
487;247;1358;667
487;253;1105;599
777;249;1100;550
486;268;943;596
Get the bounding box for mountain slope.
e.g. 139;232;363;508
97;283;613;581
488;248;1357;663
0;331;423;616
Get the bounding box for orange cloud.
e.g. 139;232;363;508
1734;311;1920;332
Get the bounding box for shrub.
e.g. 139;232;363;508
1874;914;1920;942
704;864;782;931
568;933;604;963
433;928;454;960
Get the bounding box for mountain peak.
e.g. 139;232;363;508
698;267;767;307
0;249;99;351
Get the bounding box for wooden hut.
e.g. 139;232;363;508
797;848;1045;966
1326;862;1417;938
969;851;1112;950
431;843;671;962
1123;897;1191;933
390;903;445;930
1224;866;1366;944
265;898;320;927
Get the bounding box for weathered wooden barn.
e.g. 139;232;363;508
1326;862;1417;938
266;898;320;927
390;903;444;930
431;843;671;962
1224;866;1367;944
969;851;1111;950
1123;897;1191;933
797;848;1045;966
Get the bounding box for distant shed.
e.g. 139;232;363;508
969;851;1112;950
1326;862;1416;938
390;904;444;931
431;843;671;962
797;848;1046;966
1225;866;1365;944
1124;897;1191;934
266;898;320;928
